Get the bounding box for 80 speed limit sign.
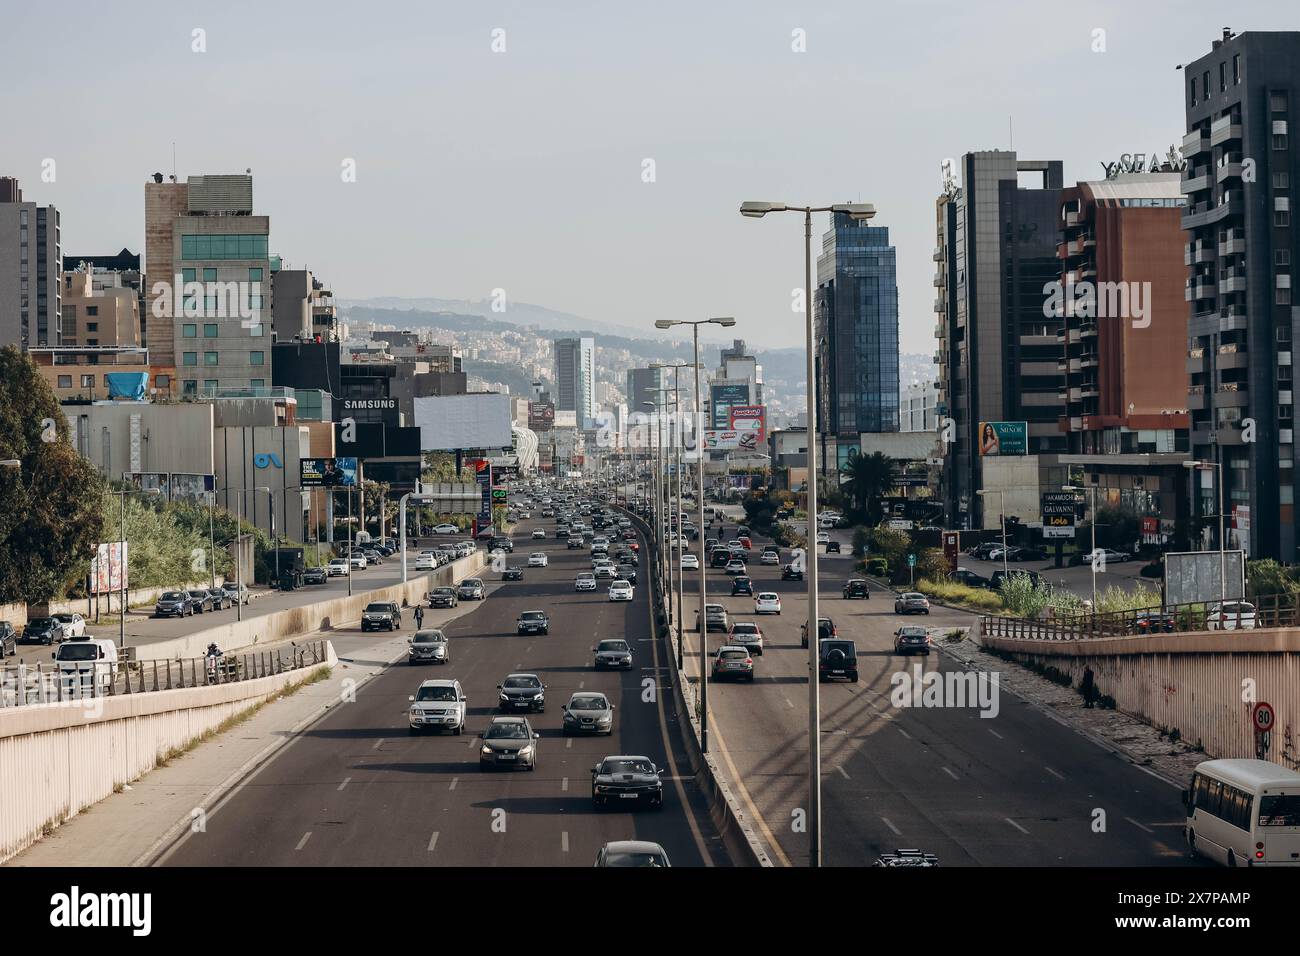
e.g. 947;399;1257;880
1253;702;1275;733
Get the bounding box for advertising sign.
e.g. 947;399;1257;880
711;382;750;429
1041;491;1077;540
89;541;128;594
977;421;1028;456
300;457;359;487
414;394;514;451
472;458;493;525
528;401;555;432
729;405;766;442
1165;550;1246;606
170;473;216;502
942;531;960;573
703;430;759;452
123;471;169;498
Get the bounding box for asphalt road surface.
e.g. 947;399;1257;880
673;513;1197;867
158;520;727;867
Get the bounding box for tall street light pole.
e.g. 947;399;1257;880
740;199;874;868
114;486;162;649
654;361;698;672
655;316;737;758
1063;484;1098;608
1184;458;1227;603
976;489;1009;580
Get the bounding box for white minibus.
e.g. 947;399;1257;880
1184;758;1300;866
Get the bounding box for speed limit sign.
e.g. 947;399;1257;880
1253;702;1275;733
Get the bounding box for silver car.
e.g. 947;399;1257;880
563;692;614;735
407;629;449;665
479;716;540;771
592;639;633;670
408;679;466;735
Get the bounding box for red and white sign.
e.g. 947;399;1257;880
1253;701;1275;733
729;405;766;442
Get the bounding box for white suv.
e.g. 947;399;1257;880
409;679;466;735
575;572;597;592
608;580;634;602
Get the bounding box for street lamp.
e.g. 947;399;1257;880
976;489;1009;580
740;198;873;869
224;485;272;620
113;486;162;649
653;361;701;671
1063;485;1098;608
654;316;736;757
1184;458;1227;604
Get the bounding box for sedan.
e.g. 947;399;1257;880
21;617;66;645
430;523;460;534
575;573;597;592
563;692;614;735
207;587;233;610
592;639;634;670
413;554;437;571
591;756;664;810
497;673;546;712
186;590;215;614
527;552;549;568
52;612;86;638
616;563;638;584
516;610;550;635
478;717;539;771
895;592;931;615
724;559;746;575
301;567;328;585
428;587;458;609
815;531;831;545
681;553;700;571
502;566;525;581
457;579;486;601
532;528;547;539
608;580;634;602
327;559;350;577
754;592;782;615
894;625;931;656
0;622;15;657
760;550;780;565
595;841;671;867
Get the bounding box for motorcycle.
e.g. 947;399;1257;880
205;645;224;685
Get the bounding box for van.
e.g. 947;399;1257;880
54;637;119;697
1184;759;1300;866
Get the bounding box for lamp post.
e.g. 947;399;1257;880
654;361;699;671
1184;458;1227;604
740;199;874;868
655;316;737;759
113;486;162;648
976;489;1009;580
1063;484;1098;608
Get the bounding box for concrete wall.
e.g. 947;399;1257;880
64;401;215;479
980;628;1300;770
0;644;336;863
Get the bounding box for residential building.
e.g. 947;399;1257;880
625;366;664;420
553;336;595;426
0;177;61;350
901;379;939;433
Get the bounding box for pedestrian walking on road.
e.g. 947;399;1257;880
1080;666;1096;709
414;605;424;631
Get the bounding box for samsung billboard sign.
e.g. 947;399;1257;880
337;398;400;425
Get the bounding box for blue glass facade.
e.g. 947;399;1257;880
814;215;899;436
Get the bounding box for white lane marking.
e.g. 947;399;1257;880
1005;818;1029;835
566;738;573;749
897;727;913;740
337;777;351;792
295;832;312;851
784;697;795;709
561;831;570;853
428;831;440;852
988;728;1004;740
372;738;385;750
1045;766;1065;780
561;777;569;792
881;817;902;836
578;681;585;689
941;767;958;780
467;737;476;748
449;777;459;791
1126;817;1154;834
835;766;850;780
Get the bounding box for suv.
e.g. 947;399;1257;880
408;629;450;664
842;579;871;600
567;535;584;549
152;591;195;619
818;639;859;682
730;575;754;596
457;578;486;601
781;563;805;581
800;617;836;648
712;645;755;682
361;601;402;631
408;679;466;735
516;610;550;635
727;622;764;656
697;603;729;633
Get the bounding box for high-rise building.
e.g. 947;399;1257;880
553;336;595;426
935;151;1064;528
626;366;664;420
1181;29;1300;560
0;177;61;350
900;380;939;433
814;216;899;452
145;172;271;398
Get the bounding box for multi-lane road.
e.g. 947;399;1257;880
156;519;728;867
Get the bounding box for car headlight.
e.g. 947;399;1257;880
499;693;510;700
481;746;493;755
519;745;534;756
564;712;577;722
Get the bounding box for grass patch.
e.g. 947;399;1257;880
917;578;1004;612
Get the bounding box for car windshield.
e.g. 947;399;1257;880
578;574;594;581
521;612;545;621
758;593;778;601
570;695;607;710
598;641;629;652
602;759;653;774
159;593;185;602
732;624;758;635
54;614;76;623
706;604;724;613
900;627;927;637
57;644;100;661
364;604;390;612
433;588;454;596
486;722;530;739
1259;794;1300;826
412;631;445;644
415;686;457;702
504;676;540;689
720;650;748;660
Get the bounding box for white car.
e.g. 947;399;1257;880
594;562;617;580
608;580;634;602
681;553;700;570
408;679;466;735
575;573;597;592
414;554;436;570
760;550;780;565
1207;601;1257;630
532;528;546;539
815;531;831;545
528;552;549;567
518;511;531;519
754;592;782;615
349;554;367;569
53;613;87;639
431;523;460;535
327;558;350;576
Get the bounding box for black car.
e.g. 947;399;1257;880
826;540;841;554
490;537;514;553
842;579;871;600
360;601;402;632
428;587;458;609
989;569;1042;590
207;587;232;610
516;610;550;635
153;591;195;618
0;621;16;656
1008;546;1047;561
781;564;805;581
302;567;328;586
591;756;664;811
818;639;859;682
498;673;547;712
1132;611;1176;634
894;625;931;656
187;589;215;613
617;563;638;584
730;576;754;597
948;568;991;589
502;566;525;581
22;616;69;644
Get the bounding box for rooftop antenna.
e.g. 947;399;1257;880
1009;115;1014;150
171;142;176;182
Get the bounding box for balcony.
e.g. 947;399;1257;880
1188;277;1217;299
1182;128;1209;158
1187;389;1208;410
1064;210;1079;226
1219;273;1247;295
1079;322;1098;339
1210;115;1243;147
1219;309;1247;333
934;297;944;313
1218;235;1246;256
1217;343;1249;368
1079;353;1098;369
1215;382;1249;407
1186;242;1215;264
932;246;943;262
1181;169;1213;194
1216;159;1245;184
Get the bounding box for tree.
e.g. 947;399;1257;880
0;346;106;602
839;450;896;523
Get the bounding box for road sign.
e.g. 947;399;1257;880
1253;701;1275;733
907;554;916;568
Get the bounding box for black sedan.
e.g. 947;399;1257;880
302;567;328;586
188;589;216;613
730;576;754;596
592;755;664;810
497;673;547;712
502;566;525;581
207;587;232;610
21;617;66;644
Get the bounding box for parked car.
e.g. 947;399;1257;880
1008;546;1047;561
302;567;328;586
52;612;87;637
989;569;1041;591
327;558;350;577
1132;611;1176;634
408;679;466;735
895;592;931;615
894;625;931;656
430;523;461;535
948;567;990;589
563;692;614;735
152;591;195;619
712;645;755;682
1207;601;1257;630
591;755;663;810
818;638;859;682
754;592;782;615
516;610;550;635
842;579;871;600
497;673;547;712
206;587;232;610
361;601;402;632
187;590;215;614
479;716;540;771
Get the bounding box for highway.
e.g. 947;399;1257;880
157;518;727;867
674;513;1199;867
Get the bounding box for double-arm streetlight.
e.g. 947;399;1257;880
1184;458;1227;603
654;316;736;756
740;199;874;868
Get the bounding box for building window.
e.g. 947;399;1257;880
250;379;265;389
1233;54;1241;84
1202;71;1210;99
1190;77;1197;106
1272;92;1289;113
203;351;219;366
248;294;263;309
1276;134;1290;151
81;375;93;388
182;268;196;284
86;322;98;332
1277;210;1291;227
1280;288;1293;306
156;374;170;388
182;380;197;397
250;351;265;366
249;323;264;337
1279;326;1292;343
203;267;218;282
203;323;219;338
182;324;197;337
57;375;71;388
1219;62;1227;93
180;234;269;260
248;268;263;282
204;380;219;394
182;351;198;366
86;306;98;316
1278;250;1291;267
1275;172;1291;190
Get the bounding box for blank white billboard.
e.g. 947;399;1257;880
1165;550;1246;606
413;394;513;451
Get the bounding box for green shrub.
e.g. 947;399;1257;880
1094;583;1161;615
916;578;1004;612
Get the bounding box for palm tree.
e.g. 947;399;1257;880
838;451;896;523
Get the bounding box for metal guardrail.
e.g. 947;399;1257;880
0;640;328;709
979;593;1300;641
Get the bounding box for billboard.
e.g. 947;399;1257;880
978;421;1028;456
413;393;514;451
300;457;359;487
528;401;555;432
472;458;493;525
1041;491;1077;540
704;430;760;452
729;405;766;442
89;541;128;594
1164;550;1246;606
171;473;216;502
711;382;750;429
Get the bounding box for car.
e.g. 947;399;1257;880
608;579;635;602
490;537;514;553
408;679;466;734
875;849;941;867
842;579;871;600
724;559;746;575
326;558;350;577
826;540;841;553
680;553;700;571
457;578;486;601
712;645;755;681
782;563;805;581
362;549;383;565
818;638;859;682
800;617;836;648
894;625;931;656
591;755;664;810
184;590;214;614
1132;611;1177;634
203;587;230;611
730;575;754;596
815;531;831;545
413;553;436;571
592;638;634;669
727;621;764;656
152;591;195;619
895;592;931;615
567;535;584;549
20;616;66;644
361;601;402;632
408;629;450;664
563;692;614;735
301;566;328;586
1008;545;1047;561
615;562;638;584
531;528;546;539
516;610;550;635
479;716;540;771
594;562;617;580
760;549;780;565
697;603;729;633
498;673;547;711
575;572;597;592
502;565;525;581
348;553;367;570
1207;601;1257;630
0;621;15;657
989;569;1042;590
430;523;461;535
52;612;87;637
427;587;458;610
527;552;548;568
754;592;782;615
948;567;991;589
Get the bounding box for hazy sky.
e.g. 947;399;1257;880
2;1;1290;351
